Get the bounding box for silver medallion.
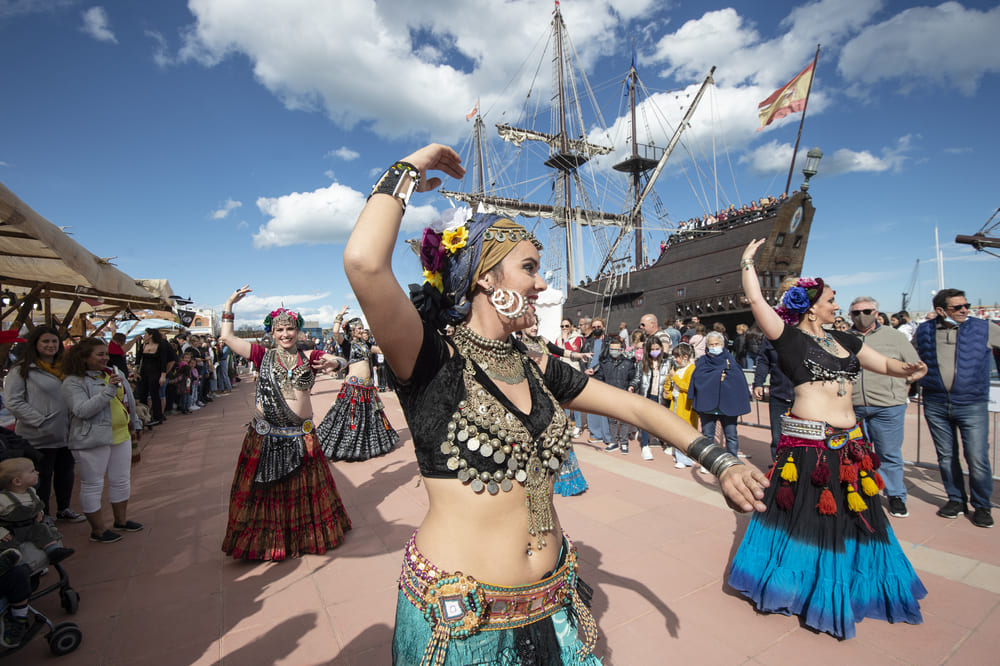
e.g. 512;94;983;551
446;457;460;471
500;479;513;492
471;479;485;493
515;469;527;483
480;443;493;457
487;481;499;495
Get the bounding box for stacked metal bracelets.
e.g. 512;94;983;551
222;312;235;322
687;435;744;477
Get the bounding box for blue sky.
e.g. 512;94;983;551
2;0;998;328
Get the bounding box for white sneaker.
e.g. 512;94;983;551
663;446;674;456
189;404;201;411
641;446;654;461
674;462;687;469
699;466;710;475
571;427;581;438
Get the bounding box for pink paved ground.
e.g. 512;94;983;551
26;374;1000;665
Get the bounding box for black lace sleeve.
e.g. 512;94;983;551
543;355;589;403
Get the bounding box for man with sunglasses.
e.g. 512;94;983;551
915;288;1000;528
848;297;924;518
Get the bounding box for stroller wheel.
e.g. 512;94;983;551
60;588;80;614
48;623;82;656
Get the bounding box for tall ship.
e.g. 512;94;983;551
440;3;815;331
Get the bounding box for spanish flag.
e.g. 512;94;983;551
757;62;814;131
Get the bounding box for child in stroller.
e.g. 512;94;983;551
0;459;74;570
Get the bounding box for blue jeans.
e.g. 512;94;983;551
565;409;585;432
588;415;609;443
700;414;740;456
923;399;993;509
855;403;908;501
639;394;660;448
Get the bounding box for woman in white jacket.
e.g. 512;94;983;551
60;338;143;544
2;326;85;522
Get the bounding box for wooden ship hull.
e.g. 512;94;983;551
562;191;815;330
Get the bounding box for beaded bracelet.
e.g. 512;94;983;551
740;259;755;269
369;161;421;211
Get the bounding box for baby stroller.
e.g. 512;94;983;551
0;562;81;657
0;429;81;657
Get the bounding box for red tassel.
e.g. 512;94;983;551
776;484;795;510
810;459;830;486
840;463;858;484
817;488;837;515
765;463;776;481
874;472;885;490
859;454;874;472
869;451;882;470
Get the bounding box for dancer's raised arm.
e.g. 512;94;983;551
218;285;254;360
343;144;464;381
740;239;784;340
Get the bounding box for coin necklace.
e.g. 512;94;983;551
452;324;525;385
438;350;572;550
273;347;301;399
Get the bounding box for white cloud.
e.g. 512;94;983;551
210;198;242;220
645;0;883;89
251;181;443;248
328;147;360;161
0;0;73;19
80;6;117;44
173;0;658;141
839;3;1000;96
145;30;173;68
740;135;914;177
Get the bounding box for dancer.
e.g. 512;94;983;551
345;144;766;665
728;239;928;639
218;289;352;561
316;307;399;461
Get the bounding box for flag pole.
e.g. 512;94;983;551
784;44;821;196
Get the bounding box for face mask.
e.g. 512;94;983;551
609;349;621;359
649;350;661;358
852;313;877;329
944;316;959;326
708;347;723;355
593;328;604;336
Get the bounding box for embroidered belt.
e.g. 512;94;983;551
252;416;314;437
399;531;596;665
780;414;863;450
344;375;373;387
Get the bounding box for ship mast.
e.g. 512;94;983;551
600;66;716;276
439;2;625;286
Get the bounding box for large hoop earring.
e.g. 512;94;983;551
807;313;817;321
490;288;528;319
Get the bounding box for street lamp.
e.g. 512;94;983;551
801;147;823;192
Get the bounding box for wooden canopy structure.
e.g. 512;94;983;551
0;180;174;344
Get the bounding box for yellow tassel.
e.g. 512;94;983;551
859;471;879;497
846;484;868;512
780;453;798;482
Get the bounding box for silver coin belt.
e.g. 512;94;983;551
440;361;572;496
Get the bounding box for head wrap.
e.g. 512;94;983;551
774;277;826;325
263;308;304;332
411;208;541;329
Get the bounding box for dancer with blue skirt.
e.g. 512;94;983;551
729;238;928;639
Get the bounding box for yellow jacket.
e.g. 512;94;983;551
667;363;698;428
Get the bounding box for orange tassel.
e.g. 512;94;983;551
874;472;885;490
840;463;857;484
817;488;837;515
860;471;879;496
780;453;798;482
846;484;868;512
859;454;874;472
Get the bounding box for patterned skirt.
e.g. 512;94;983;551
222;428;352;561
317;377;399;462
553;449;588;497
728;426;926;639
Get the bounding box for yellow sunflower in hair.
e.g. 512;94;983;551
441;225;469;253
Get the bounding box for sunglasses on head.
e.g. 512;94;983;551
850;308;875;316
946;303;971;311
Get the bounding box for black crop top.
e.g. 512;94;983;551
771;324;862;387
395;322;589;479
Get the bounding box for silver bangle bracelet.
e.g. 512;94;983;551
710;453;744;478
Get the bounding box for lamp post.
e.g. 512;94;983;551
801;147;823;192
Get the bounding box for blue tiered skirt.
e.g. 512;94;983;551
554;449;588;497
728;434;926;639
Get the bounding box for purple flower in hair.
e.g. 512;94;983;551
774;305;801;325
782;286;811;312
420;228;446;273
